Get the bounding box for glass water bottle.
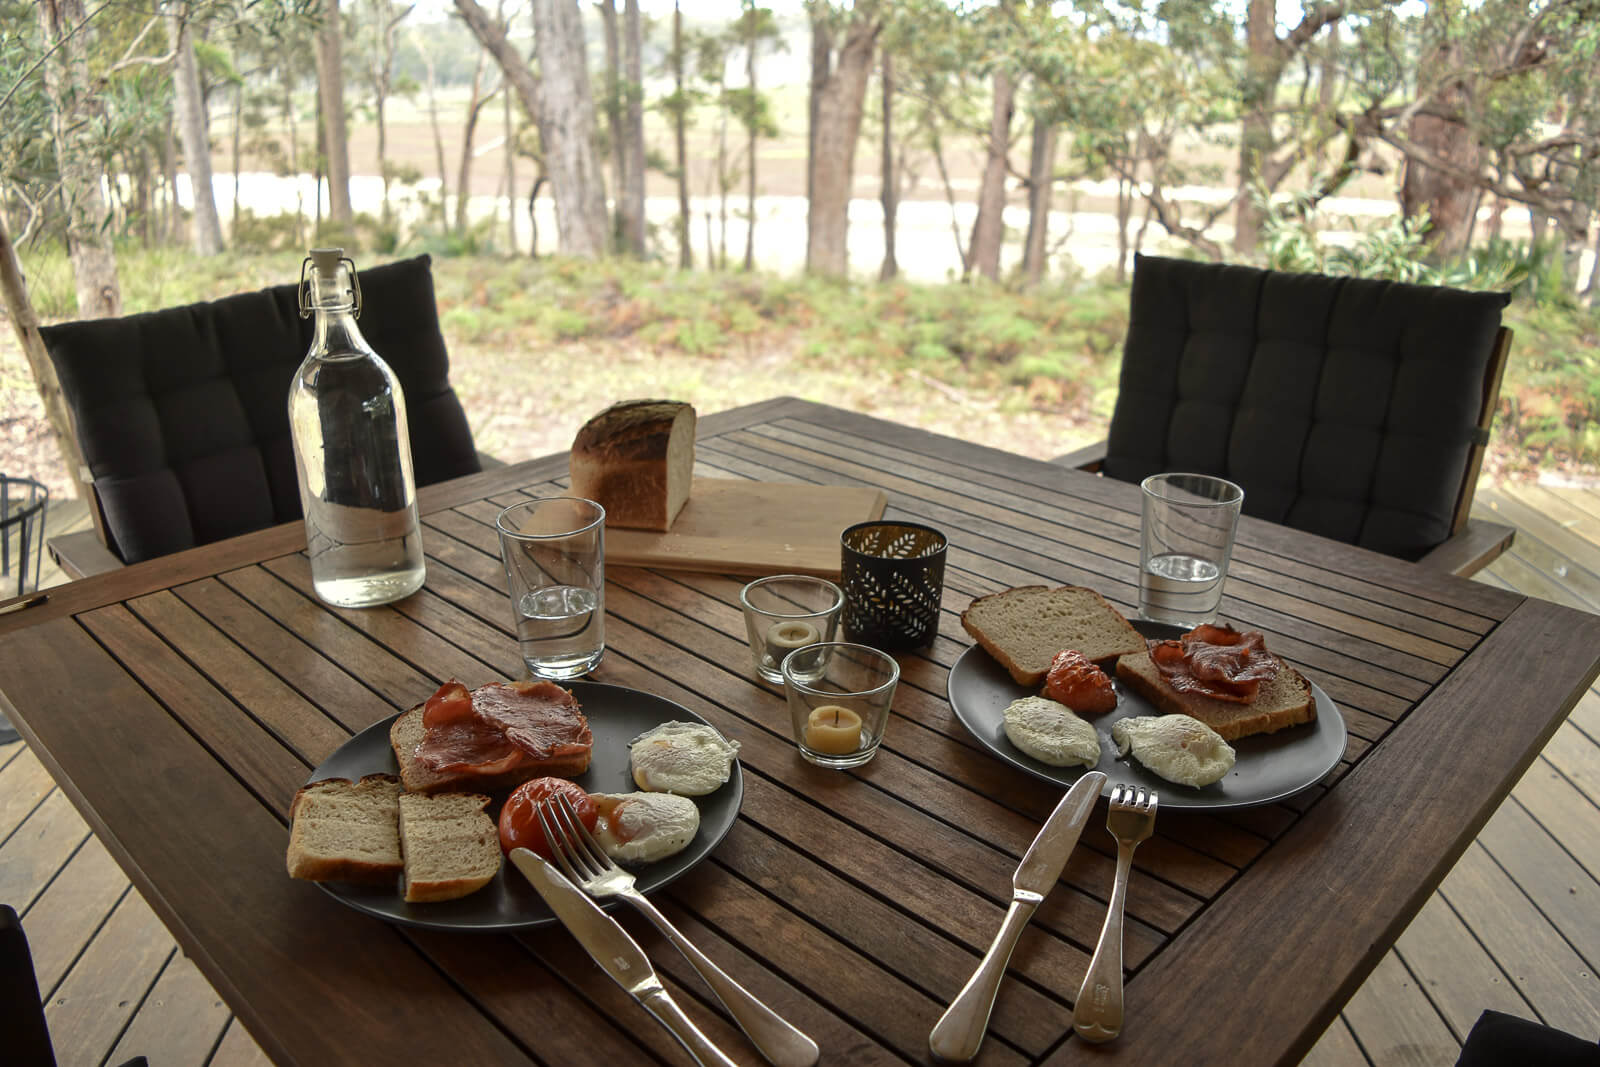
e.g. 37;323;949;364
289;248;426;607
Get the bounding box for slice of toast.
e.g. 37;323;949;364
397;792;502;903
286;774;404;885
961;585;1147;686
1115;650;1315;741
389;705;592;795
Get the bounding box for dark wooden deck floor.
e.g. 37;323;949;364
3;485;1597;1066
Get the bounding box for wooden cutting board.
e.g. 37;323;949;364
604;478;888;578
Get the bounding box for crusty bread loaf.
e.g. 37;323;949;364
389;705;591;795
286;774;404;885
570;399;696;531
1115;650;1315;741
961;585;1147;686
397;792;502;903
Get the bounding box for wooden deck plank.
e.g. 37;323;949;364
44;888;176;1067
1339;950;1460;1067
108;950;234;1067
1394;891;1533;1040
209;1017;274;1067
1475;792;1600;970
0;787;92;913
1301;1016;1371;1067
23;835;130;994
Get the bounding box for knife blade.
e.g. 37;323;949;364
928;770;1107;1063
510;849;741;1067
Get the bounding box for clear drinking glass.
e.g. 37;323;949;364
739;574;844;684
781;642;899;769
496;498;605;679
1139;473;1244;627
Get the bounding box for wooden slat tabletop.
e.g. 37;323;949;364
2;397;1597;1067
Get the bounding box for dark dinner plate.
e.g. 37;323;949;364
947;620;1347;810
304;680;743;931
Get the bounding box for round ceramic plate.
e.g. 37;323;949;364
947;621;1347;810
304;680;743;931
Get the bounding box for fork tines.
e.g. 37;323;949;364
1110;784;1158;810
536;794;610;882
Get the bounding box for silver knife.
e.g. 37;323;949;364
511;848;742;1067
928;770;1107;1063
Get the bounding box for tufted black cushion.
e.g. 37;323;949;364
41;255;480;564
1104;254;1508;560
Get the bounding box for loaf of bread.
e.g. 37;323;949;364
389;704;592;795
1115;650;1315;741
286;774;404;884
570;399;696;531
961;585;1147;686
397;792;502;903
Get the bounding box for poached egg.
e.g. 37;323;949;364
629;721;740;796
590;791;701;865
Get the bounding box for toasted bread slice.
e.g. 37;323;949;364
286;774;404;885
389;705;592;794
397;792;502;903
961;585;1146;686
1115;650;1315;741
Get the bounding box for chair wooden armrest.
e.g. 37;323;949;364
47;529;126;580
1417;518;1515;578
1050;440;1108;471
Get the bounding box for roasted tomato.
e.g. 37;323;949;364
498;777;598;858
421;680;475;728
1042;649;1118;714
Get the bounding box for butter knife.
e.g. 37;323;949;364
511;848;741;1067
928;770;1107;1063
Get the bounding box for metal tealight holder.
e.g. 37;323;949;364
839;520;948;651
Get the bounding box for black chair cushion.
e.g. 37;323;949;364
1454;1010;1599;1066
2;904;57;1067
41;255;480;564
1103;254;1508;560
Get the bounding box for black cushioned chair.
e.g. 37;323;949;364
1058;254;1516;576
40;254;483;575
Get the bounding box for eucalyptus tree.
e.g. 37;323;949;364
313;0;352;221
354;0;415;223
806;0;881;277
170;0;224;254
732;0;782;270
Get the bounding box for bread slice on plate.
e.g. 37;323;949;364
961;585;1147;686
1115;650;1315;742
397;792;502;903
389;704;591;795
286;774;404;884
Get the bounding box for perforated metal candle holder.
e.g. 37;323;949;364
840;521;948;651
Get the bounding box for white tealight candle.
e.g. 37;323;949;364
804;704;863;754
767;619;820;652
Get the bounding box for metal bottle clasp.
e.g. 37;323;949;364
298;255;363;319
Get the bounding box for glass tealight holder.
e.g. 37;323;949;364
781;642;900;770
739;574;844;684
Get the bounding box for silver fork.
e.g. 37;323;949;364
1072;785;1159;1044
539;795;821;1067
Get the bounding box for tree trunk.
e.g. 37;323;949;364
502;15;516;254
530;0;607;256
878;50;896;281
0;211;92;499
38;0;121;317
806;10;879;277
1021;118;1056;284
171;15;224;255
673;0;690;268
164;124;182;243
968;67;1014;280
1399;3;1478;261
231;77;243;242
743;11;759;272
1234;0;1275;256
422;45;450;227
621;0;646;256
600;0;623;242
314;0;353;222
455;53;491;235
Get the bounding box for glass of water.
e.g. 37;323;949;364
1139;473;1244;627
496;498;605;679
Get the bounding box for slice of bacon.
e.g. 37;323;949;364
1150;624;1281;703
421;680;475;728
415;717;528;774
470;681;593;762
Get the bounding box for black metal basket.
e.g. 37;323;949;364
840;521;947;651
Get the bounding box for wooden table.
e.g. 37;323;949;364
3;398;1597;1067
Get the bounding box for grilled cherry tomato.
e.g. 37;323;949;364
1043;649;1117;714
498;777;598;858
421;680;474;728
